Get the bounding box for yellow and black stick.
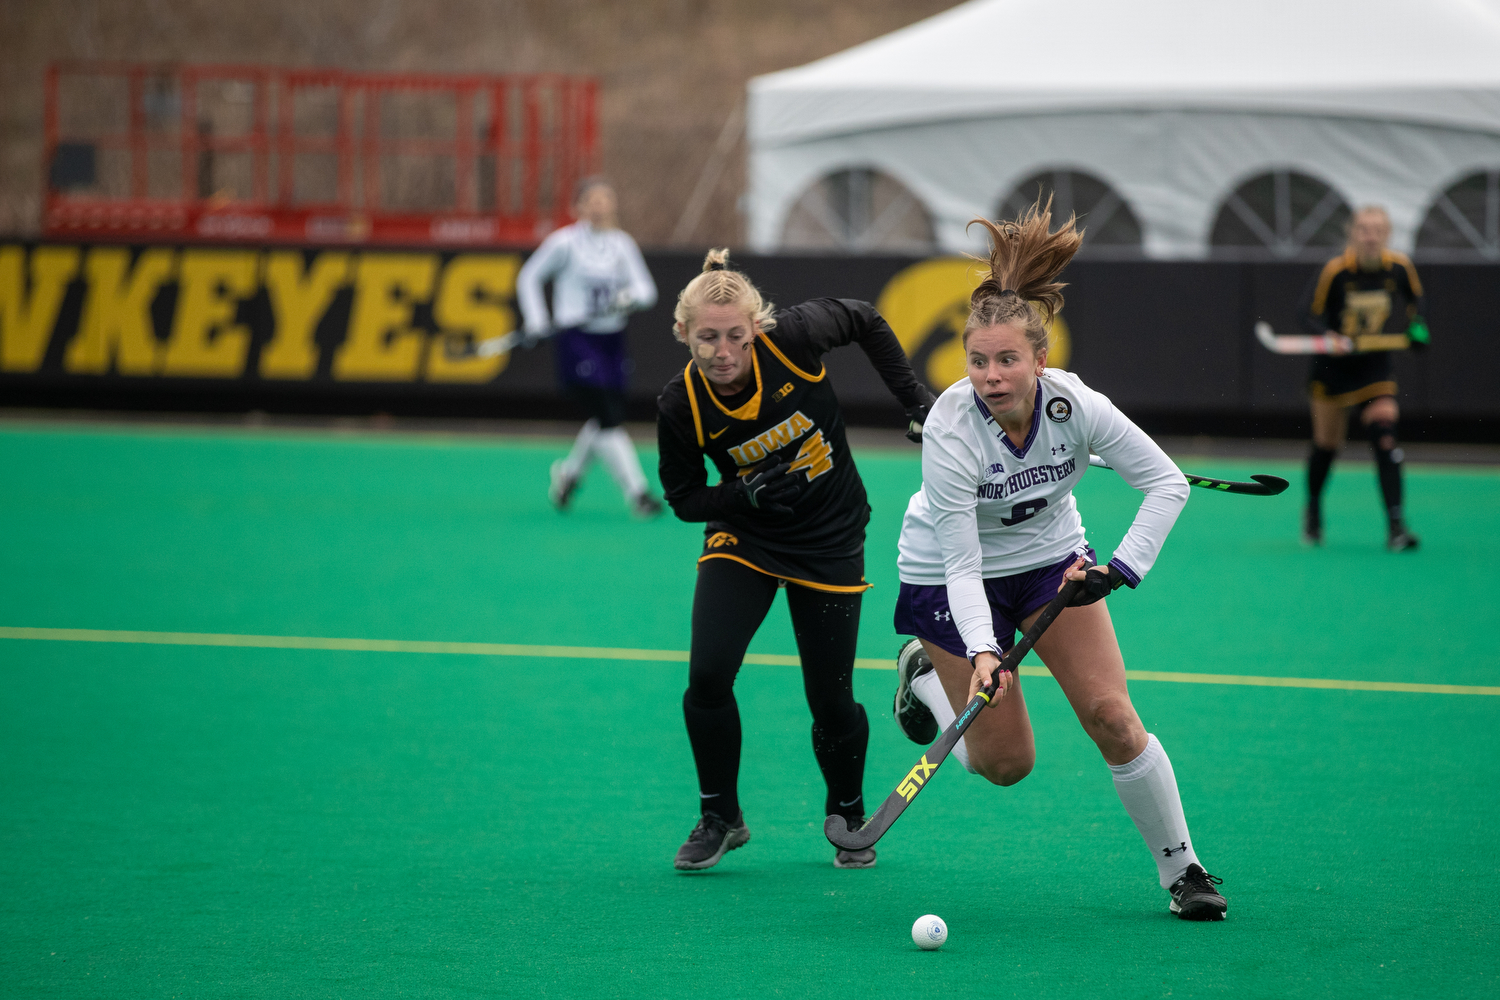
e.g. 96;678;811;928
824;579;1084;852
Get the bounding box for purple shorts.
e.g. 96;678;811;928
554;328;632;391
893;547;1095;658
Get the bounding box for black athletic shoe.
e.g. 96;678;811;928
1168;863;1227;921
1387;523;1420;552
548;460;580;511
630;493;664;519
893;639;938;745
834;835;877;869
1302;505;1323;546
673;811;750;871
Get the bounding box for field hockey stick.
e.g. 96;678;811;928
824;578;1084;852
442;328;527;360
1254;321;1409;356
444;293;642;359
443;323;566;360
1087;455;1289;496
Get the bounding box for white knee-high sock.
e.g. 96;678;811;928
561;419;601;480
911;669;975;773
1109;734;1201;888
595;426;649;499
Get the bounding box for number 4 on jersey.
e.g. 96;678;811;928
788;430;833;481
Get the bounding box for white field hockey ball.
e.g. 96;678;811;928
912;914;947;950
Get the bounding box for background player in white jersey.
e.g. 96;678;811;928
517;177;663;517
891;199;1228;920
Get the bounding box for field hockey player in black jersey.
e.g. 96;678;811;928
657;249;935;871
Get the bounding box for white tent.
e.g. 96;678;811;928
746;0;1500;257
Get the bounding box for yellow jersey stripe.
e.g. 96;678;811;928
682;360;705;447
756;330;826;382
694;553;872;592
696;349;763;422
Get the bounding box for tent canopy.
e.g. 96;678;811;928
746;0;1500;256
751;0;1500;146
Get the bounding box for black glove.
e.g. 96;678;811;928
1067;563;1127;606
904;391;938;444
734;461;801;516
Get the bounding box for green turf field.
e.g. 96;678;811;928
1;423;1495;999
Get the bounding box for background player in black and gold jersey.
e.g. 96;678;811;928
657;249;934;871
1298;206;1427;551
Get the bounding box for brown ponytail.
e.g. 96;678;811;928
672;248;777;341
964;195;1084;357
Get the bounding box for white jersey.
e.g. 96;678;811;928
516;221;658;335
898;369;1189;659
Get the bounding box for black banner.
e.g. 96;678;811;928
2;242;1496;436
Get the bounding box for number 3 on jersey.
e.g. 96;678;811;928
788;430;833;482
1001;498;1048;526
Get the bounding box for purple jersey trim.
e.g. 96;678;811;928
1108;557;1141;588
971;383;1043;460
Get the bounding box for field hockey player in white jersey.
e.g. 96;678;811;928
517;177;663;517
891;197;1228;921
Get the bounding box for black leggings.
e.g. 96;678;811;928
682;557;868;823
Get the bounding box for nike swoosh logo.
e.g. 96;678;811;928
839;797;862;807
708;427;728;439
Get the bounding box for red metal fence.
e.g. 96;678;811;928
43;62;598;246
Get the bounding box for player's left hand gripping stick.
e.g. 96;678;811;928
824;578;1084;851
736;461;801;515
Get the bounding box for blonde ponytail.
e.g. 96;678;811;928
672;249;777;341
964;195;1083;356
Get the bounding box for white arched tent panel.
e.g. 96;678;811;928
746;0;1500;257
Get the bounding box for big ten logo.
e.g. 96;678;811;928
896;755;938;801
770;381;795;403
0;244;523;383
875;258;1071;392
705;531;738;549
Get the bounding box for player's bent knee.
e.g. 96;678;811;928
1084;697;1142;753
973;749;1035;787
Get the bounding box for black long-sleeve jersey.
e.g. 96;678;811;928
657;298;929;590
1297;248;1427;404
1299;247;1426;337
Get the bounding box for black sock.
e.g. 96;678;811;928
683;690;741;821
1366;421;1404;527
1307;446;1336;513
812;703;869;821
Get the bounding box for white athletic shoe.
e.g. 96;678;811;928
549;460;581;510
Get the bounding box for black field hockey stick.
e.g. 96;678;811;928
1087;455;1288;497
824;578;1084;852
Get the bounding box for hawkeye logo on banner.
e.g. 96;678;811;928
875;258;1072;390
0;244;525;384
